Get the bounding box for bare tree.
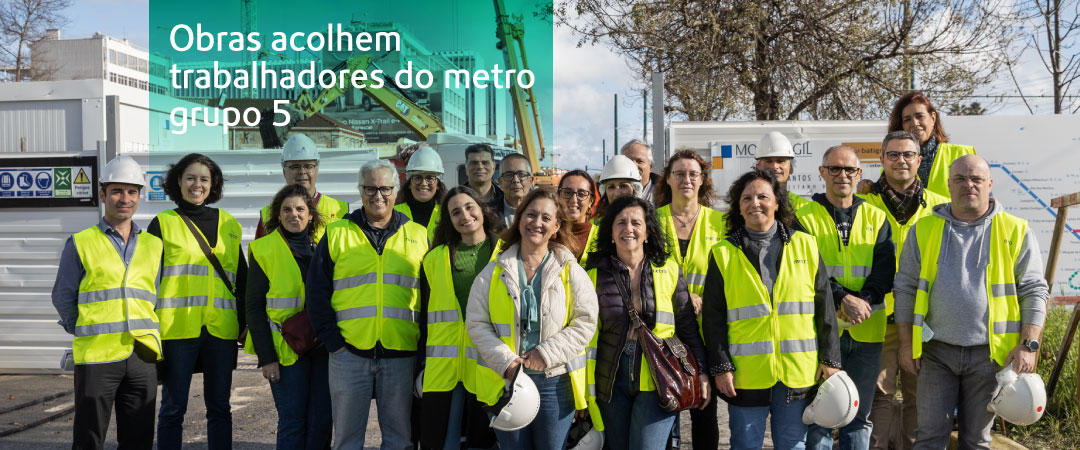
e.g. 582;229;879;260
559;0;1019;121
1030;0;1080;113
0;0;73;82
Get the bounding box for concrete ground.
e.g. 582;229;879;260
1;351;762;449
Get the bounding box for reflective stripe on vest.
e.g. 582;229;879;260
861;190;948;317
423;243;497;394
473;261;591;417
712;232;820;390
657;206;726;296
925;143;976;199
327;218;428;351
796;201;889;343
911;212;1024;366
71;226;163;364
243;229;306;366
156;209;242;340
394;202;441;243
261;193;349;243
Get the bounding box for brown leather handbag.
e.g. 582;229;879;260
614;271;703;412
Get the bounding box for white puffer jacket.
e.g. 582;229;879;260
466;243;598;379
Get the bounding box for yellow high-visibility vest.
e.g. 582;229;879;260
925;142;976;199
711;232;820;390
260;193;349;243
473;263;591;416
656;206;726;296
156;209;242;340
394;202;441;243
910;212;1025;365
327;218;429;351
243;229;306;366
789;191;811;212
71;226;163;364
422;243;498;394
578;217;602;266
796;200;889;343
861;189;949;317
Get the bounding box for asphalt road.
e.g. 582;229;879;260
1;351;754;449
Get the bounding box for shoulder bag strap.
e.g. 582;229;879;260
177;212;236;296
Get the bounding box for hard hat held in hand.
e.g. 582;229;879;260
101;155;145;187
406;146;444;175
282;134;319;163
414;369;424;399
598;155;641;184
756;131;796;159
802;370;860;428
566;417;604;450
489;367;540;431
988;363;1046;426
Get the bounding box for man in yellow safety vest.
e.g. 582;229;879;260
894;155;1048;449
51;155;163;449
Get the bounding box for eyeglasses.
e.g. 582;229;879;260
950;175;988;185
558;188;591;200
361;185;394;197
410;175;439;185
500;171;532;182
671;171;702;181
885;151;918;162
286;163;318;172
823;166;860;176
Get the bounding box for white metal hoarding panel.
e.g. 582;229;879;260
0;148;377;372
0;100;83;153
669;115;1080;299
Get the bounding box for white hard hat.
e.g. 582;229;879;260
756;131;796;159
988;364;1046;426
802;370;860;428
489;367;540;431
414;369;424;399
100;155;145;187
599;155;641;184
566;417;604;450
406;146;444;175
282;134;320;163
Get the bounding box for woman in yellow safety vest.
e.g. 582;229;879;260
415;185;500;450
556;170;599;261
585;195;710;450
700;169;843;450
887;91;976;198
466;189;599;450
395;146;446;242
244;184;331;449
147;153;247;450
654;149;726;449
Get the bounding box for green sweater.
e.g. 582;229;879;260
452;239;493;313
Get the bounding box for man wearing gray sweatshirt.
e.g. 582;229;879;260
894;155;1048;450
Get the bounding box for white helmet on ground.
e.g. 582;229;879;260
100;155;145;187
756;131;796;159
282;134;320;163
802;370;860;428
598;155;643;196
989;363;1046;426
406;146;444;176
566;416;604;450
489;367;540;431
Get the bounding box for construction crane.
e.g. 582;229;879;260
493;0;547;177
260;55;444;148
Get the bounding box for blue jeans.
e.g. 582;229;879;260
270;346;332;450
728;382;809;450
807;333;882;450
328;350;415;450
491;373;574;450
158;327;236;450
596;352;677;450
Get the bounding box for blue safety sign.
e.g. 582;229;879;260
147;171;167;201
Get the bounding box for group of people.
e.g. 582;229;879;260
52;90;1049;450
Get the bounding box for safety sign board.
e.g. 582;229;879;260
72;167;93;198
147;171;166;201
0;156;98;208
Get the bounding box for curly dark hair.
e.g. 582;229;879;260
723;169;796;238
431;186;501;269
557;169;598;222
888;91;948;143
588;195;669;268
263;184;324;237
656;149;718;207
499;189;579;255
163;153;225;205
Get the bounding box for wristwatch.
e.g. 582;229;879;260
1022;339;1040;352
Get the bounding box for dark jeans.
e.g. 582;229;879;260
807;333;882;450
913;341;1000;450
157;327;237;450
689;389;720;449
73;351;157;450
597;353;677;450
269;346;332;450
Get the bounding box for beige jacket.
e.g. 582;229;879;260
466;243;598;379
